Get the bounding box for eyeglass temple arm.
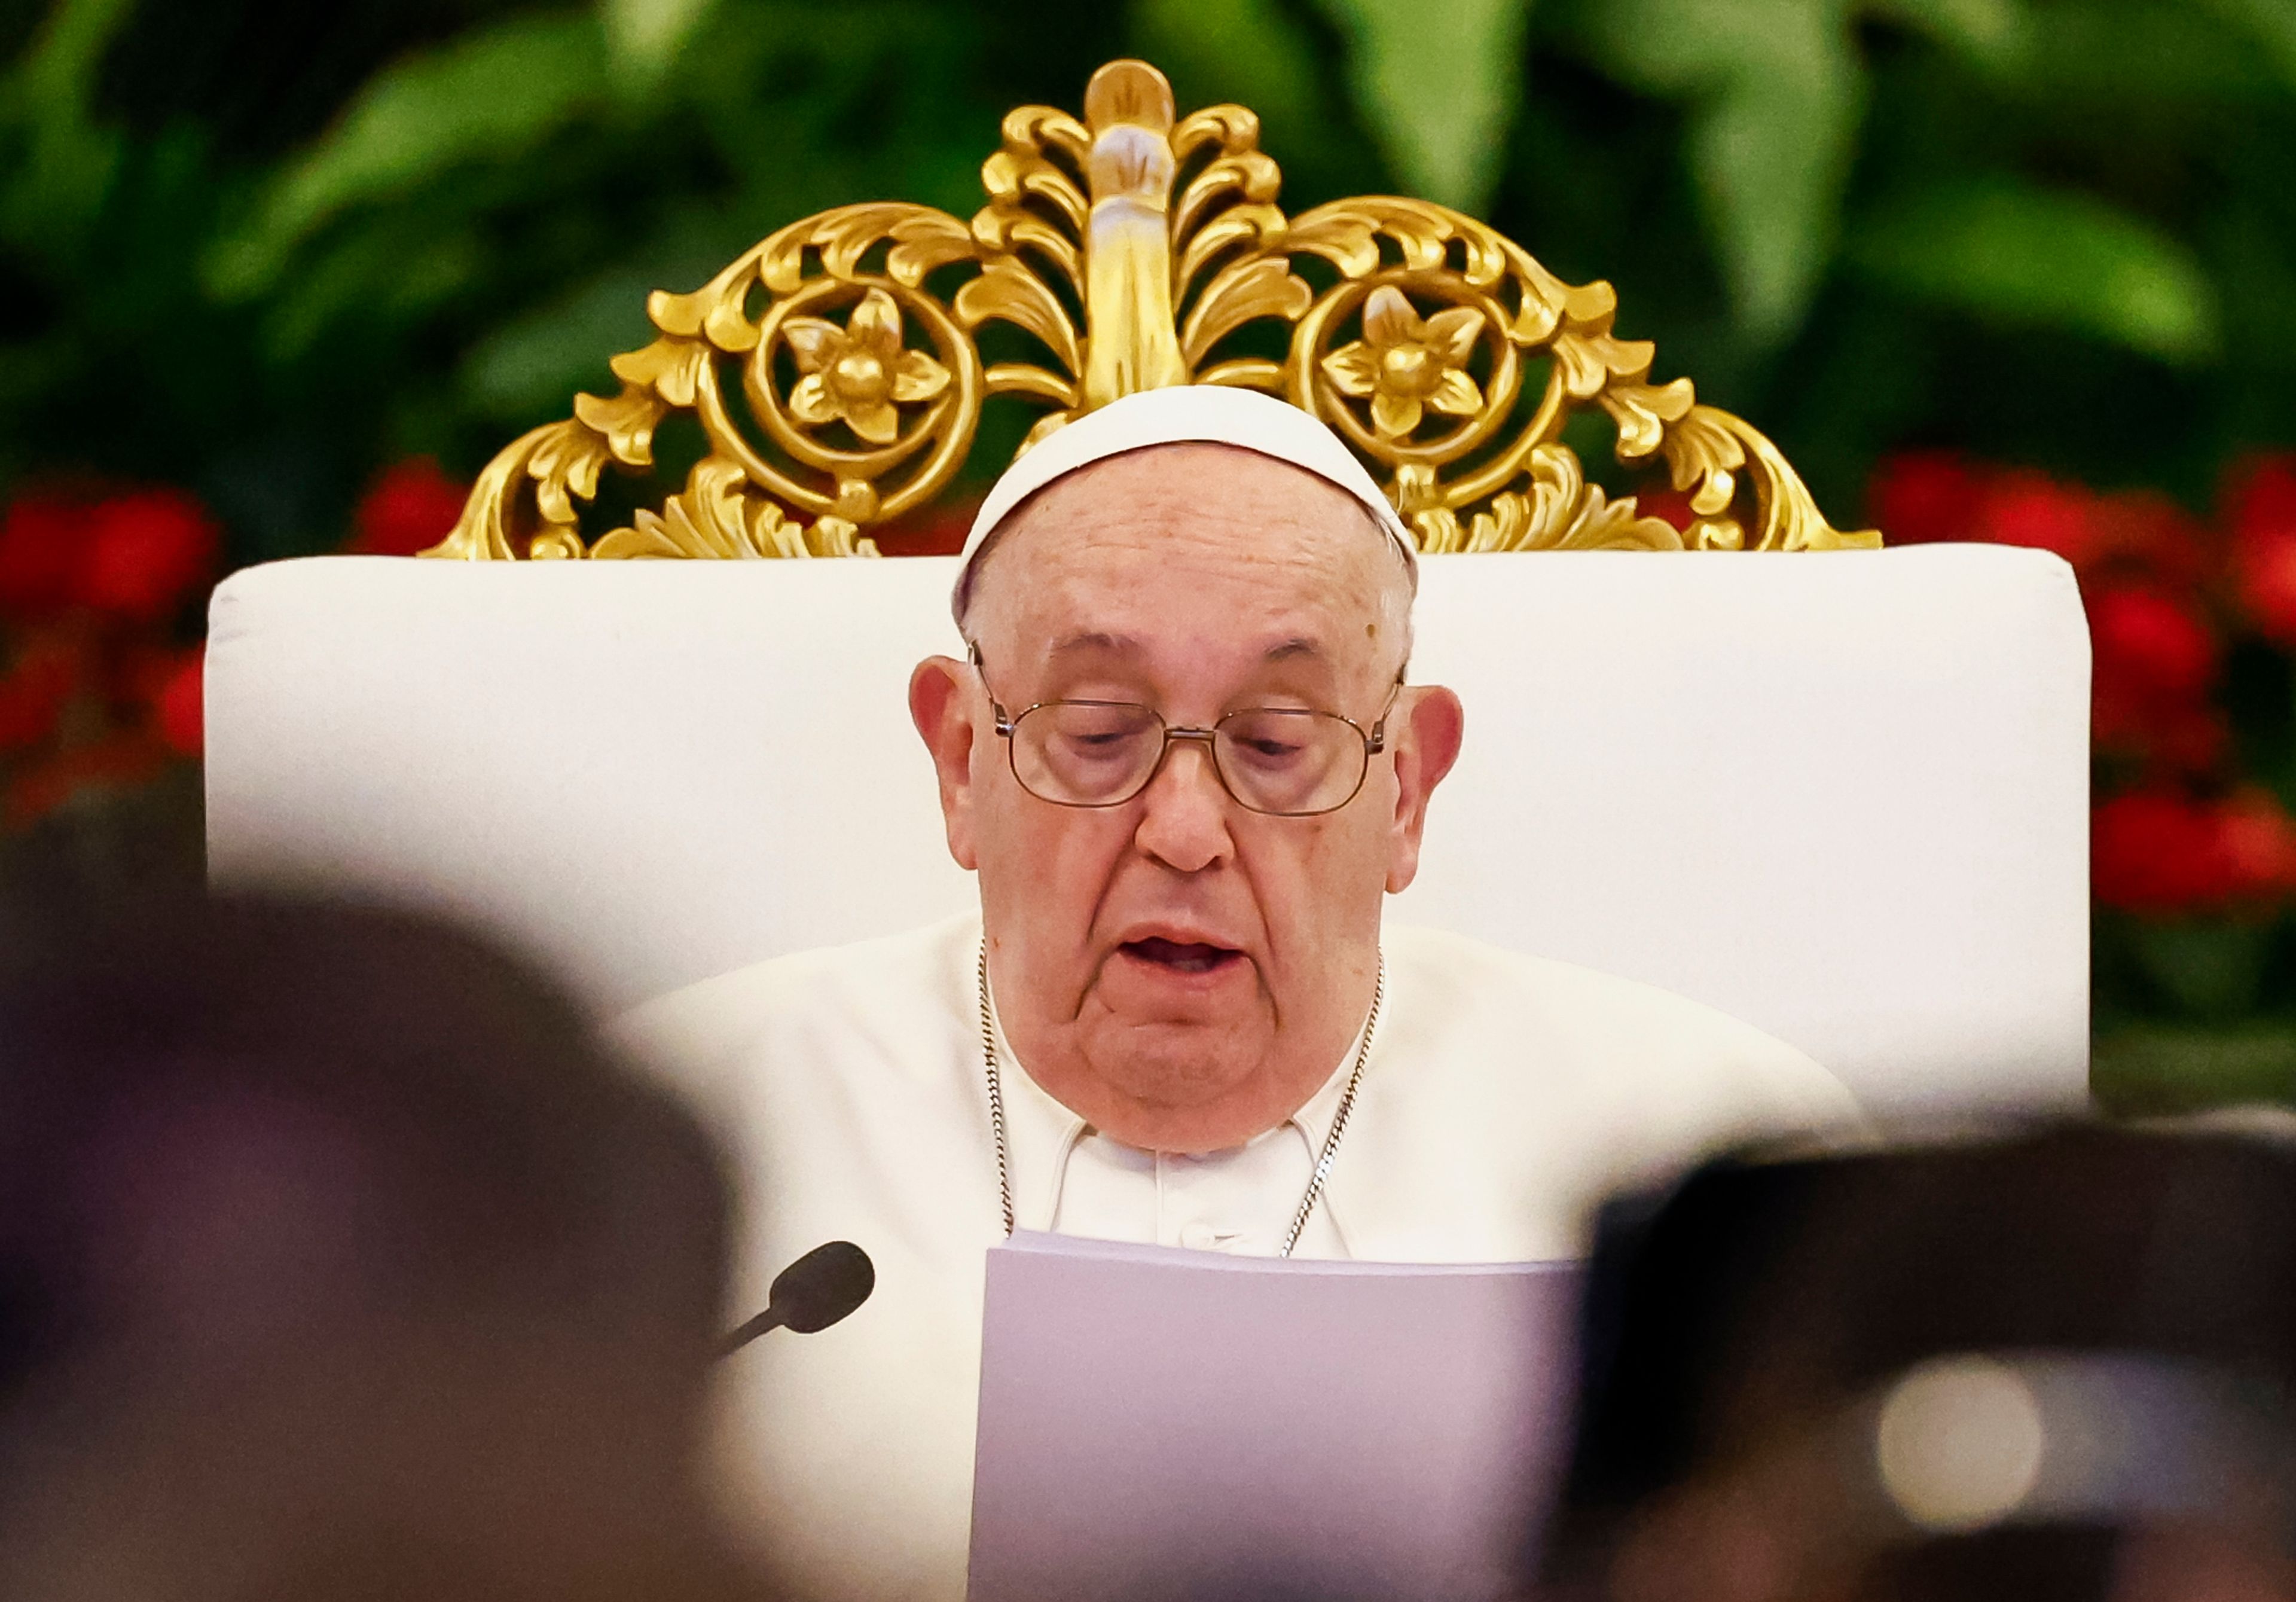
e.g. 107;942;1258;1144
964;642;1018;734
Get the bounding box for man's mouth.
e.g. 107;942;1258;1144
1120;937;1244;976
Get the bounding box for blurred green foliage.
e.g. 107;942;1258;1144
8;0;2293;536
3;0;2295;1094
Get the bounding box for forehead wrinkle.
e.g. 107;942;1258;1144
978;443;1388;575
1010;533;1373;654
965;444;1412;680
1011;470;1381;600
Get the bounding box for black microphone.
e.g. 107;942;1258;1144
717;1240;875;1358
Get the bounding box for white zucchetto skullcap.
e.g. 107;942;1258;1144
954;385;1416;620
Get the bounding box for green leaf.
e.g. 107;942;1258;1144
460;267;666;422
1571;0;1862;344
259;227;488;365
2120;918;2273;1019
1998;0;2285;110
600;0;722;90
2093;1024;2296;1115
0;0;138;249
2197;0;2296;90
1846;176;2221;364
1129;0;1326;154
1867;0;2034;71
457;203;750;422
7;0;138;122
207;13;610;298
1305;0;1534;216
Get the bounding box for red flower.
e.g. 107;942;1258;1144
2225;454;2296;541
0;637;84;750
2237;530;2296;644
2083;576;2224;773
153;645;203;756
2085;490;2214;593
0;494;93;620
2216;789;2296;901
2096;791;2223;911
1634;488;1697;533
2093;788;2296;913
1867;456;2133;572
2089;584;2216;700
353;459;469;556
2148;703;2225;772
2228;456;2296;644
2092;679;2228;772
865;493;982;559
104;640;203;755
1868;451;1986;545
1977;472;2099;567
2152;706;2231;772
78;489;221;622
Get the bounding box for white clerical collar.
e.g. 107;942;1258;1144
984;984;1369;1237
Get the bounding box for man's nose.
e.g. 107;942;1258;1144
1132;737;1235;872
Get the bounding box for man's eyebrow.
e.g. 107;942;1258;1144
1046;631;1141;657
1043;633;1329;662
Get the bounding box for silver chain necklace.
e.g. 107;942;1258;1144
976;942;1384;1258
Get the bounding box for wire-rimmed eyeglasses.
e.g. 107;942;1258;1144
970;648;1397;817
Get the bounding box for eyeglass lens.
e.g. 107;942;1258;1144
1009;702;1367;816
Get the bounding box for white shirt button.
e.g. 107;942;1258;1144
1178;1220;1234;1252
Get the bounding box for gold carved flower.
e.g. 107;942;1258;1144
783;288;950;445
1321;286;1486;439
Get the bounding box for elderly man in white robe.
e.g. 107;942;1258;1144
627;385;1860;1602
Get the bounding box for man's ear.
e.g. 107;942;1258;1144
1384;685;1465;893
909;655;982;871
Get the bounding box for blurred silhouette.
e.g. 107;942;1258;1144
1543;1125;2296;1602
0;894;772;1602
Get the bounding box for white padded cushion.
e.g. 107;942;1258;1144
205;547;2090;1117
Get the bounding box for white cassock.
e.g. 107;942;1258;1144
620;910;1861;1602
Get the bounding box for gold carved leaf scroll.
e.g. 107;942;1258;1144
426;59;1876;560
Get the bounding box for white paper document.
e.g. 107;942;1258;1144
968;1232;1584;1602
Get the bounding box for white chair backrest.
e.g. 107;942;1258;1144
206;546;2090;1118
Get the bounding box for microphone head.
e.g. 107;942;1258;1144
766;1240;875;1334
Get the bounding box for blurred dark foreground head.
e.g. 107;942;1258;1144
1545;1124;2296;1602
0;895;763;1602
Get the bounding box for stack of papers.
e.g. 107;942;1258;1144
969;1232;1583;1601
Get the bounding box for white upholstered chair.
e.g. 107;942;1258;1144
206;545;2089;1118
201;59;2094;1119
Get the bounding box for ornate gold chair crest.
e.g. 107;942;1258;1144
428;59;1880;563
